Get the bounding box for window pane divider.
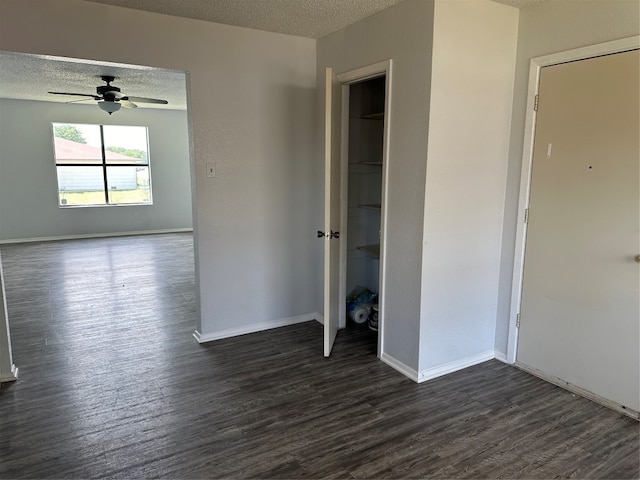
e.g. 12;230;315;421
99;126;108;204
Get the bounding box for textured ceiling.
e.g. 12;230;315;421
86;0;407;39
1;0;545;110
0;52;188;110
491;0;545;8
86;0;546;38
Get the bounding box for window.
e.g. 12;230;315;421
52;123;152;207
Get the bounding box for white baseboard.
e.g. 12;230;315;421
380;349;497;384
494;350;509;364
380;352;420;382
418;349;496;383
515;362;640;420
0;228;193;245
193;312;322;344
0;364;18;383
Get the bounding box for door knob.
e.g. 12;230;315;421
317;230;340;239
636;255;640;263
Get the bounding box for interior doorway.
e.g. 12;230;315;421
0;51;197;374
343;76;386;348
323;60;392;358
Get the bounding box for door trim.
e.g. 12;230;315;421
337;59;393;358
506;35;640;364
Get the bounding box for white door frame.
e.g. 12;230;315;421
0;253;18;383
336;59;393;357
506;36;640;364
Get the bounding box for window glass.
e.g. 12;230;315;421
52;123;103;165
103;125;149;165
56;166;107;206
107;166;151;204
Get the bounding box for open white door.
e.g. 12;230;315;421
323;67;342;357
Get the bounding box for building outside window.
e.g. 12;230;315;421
52;123;152;207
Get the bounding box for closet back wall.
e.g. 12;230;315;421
0;99;192;242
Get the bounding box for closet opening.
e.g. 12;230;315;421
343;74;386;355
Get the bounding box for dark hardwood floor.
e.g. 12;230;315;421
0;233;638;479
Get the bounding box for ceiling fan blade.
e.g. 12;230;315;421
66;98;97;104
49;91;101;100
123;96;168;105
120;100;138;109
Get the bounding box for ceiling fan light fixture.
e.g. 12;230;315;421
98;100;121;115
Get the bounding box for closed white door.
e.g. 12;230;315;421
517;49;640;412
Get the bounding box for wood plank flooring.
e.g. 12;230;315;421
0;233;638;479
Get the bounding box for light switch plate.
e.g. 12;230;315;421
206;162;216;178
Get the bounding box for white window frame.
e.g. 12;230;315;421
52;123;153;208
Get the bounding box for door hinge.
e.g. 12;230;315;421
534;94;539;112
524;208;529;223
516;313;521;328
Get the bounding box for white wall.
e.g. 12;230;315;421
317;0;435;370
0;0;318;337
419;0;518;372
494;0;640;355
0;99;191;241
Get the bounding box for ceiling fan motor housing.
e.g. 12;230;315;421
97;84;122;102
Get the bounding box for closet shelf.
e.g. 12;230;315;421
359;203;381;211
360;161;383;166
361;112;384;119
356;244;380;257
